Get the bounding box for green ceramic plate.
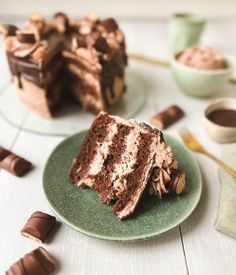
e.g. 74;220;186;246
43;131;202;241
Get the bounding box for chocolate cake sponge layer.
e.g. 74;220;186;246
69;112;185;219
94;123;131;204
70;112;115;187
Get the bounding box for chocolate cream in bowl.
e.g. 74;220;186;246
207;109;236;127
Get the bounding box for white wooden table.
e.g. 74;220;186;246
0;17;236;275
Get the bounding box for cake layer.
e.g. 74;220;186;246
69;112;185;219
70;112;115;187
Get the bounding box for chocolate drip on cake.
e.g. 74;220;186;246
69;112;186;219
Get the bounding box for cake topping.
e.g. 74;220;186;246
101;18;118;32
53;12;70;33
167;169;186;194
86;12;100;23
151;105;184;129
14;41;41;58
16;30;36;43
28;13;46;30
94;36;109;53
79;21;93;35
0;24;18;36
21;211;56;243
5;246;56;275
177;45;225;70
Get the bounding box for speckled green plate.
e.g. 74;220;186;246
43;131;202;241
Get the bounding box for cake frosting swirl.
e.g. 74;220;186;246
177;45;225;70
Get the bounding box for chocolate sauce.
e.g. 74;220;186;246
207;109;236;127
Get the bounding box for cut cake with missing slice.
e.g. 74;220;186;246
69;111;186;219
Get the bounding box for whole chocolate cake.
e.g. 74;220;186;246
70;112;186;220
0;13;127;118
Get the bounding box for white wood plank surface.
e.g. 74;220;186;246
0;17;236;275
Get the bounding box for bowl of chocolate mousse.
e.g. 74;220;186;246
171;45;236;97
205;98;236;143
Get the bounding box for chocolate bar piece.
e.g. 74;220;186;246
0;146;10;160
0;146;32;176
21;211;56;243
167;169;186;194
151;105;184;129
6;246;56;275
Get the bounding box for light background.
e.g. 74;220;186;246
0;0;236;19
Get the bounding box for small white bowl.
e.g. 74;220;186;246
204;98;236;143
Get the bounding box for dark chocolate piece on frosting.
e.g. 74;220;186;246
21;211;56;243
101;18;118;32
16;31;36;44
53;12;70;33
139;122;164;142
94;36;109;53
76;35;88;48
0;149;32;177
5;246;56;275
0;24;18;36
151;105;184;129
167;169;186;195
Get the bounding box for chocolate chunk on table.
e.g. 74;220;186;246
0;146;32;176
21;211;56;243
151;105;184;129
6;246;56;275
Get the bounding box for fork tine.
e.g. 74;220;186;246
178;126;205;153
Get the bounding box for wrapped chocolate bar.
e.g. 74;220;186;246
6;247;56;275
151;105;184;129
0;146;32;176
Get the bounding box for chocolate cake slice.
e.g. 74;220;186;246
0;13;127;118
70;112;186;220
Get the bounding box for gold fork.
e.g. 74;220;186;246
179;127;236;177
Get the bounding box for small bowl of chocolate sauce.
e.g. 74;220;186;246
205;98;236;143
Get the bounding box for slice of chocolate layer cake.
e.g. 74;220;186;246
0;13;127;118
70;112;186;220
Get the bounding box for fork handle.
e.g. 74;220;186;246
204;151;236;177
